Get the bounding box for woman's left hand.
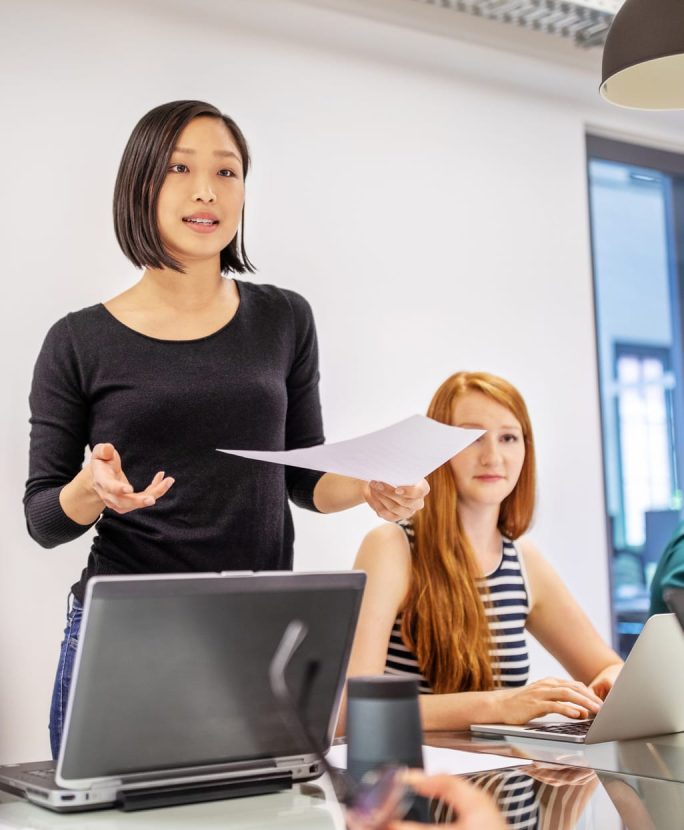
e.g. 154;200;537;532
363;479;430;522
588;662;623;700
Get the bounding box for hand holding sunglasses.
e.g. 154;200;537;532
387;771;506;830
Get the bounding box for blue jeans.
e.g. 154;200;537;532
49;595;82;760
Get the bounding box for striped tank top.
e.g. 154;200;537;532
384;522;531;693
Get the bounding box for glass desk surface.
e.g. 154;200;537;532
1;760;684;829
0;782;345;830
426;729;684;785
455;764;684;829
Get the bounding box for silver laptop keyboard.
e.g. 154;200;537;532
523;720;592;736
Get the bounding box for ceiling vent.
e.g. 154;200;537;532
411;0;623;47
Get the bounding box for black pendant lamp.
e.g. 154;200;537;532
601;0;684;109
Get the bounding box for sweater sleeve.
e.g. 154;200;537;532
23;316;97;547
282;291;325;512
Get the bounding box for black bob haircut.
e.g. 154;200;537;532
113;100;255;274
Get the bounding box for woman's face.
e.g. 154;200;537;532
449;391;526;509
156;116;245;268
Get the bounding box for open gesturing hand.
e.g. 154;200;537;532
89;443;175;514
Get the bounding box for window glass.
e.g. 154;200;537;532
587;141;684;656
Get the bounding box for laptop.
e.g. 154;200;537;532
0;570;365;812
471;612;684;744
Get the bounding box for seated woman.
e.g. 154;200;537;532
341;371;623;732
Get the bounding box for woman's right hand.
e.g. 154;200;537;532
489;677;604;723
89;443;174;514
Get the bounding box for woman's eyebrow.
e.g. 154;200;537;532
457;422;521;430
172;146;241;161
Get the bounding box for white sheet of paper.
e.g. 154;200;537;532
217;415;483;486
325;744;531;775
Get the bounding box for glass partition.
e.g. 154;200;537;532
587;136;684;656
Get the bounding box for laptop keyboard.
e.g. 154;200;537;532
523;720;592;737
26;766;56;781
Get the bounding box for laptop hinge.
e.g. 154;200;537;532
117;771;293;812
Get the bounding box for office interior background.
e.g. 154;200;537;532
3;0;684;765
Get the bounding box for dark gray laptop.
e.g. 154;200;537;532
0;570;365;812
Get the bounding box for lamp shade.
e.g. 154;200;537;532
601;0;684;109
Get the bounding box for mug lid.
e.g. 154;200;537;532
347;676;419;700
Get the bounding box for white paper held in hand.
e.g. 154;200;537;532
217;415;484;486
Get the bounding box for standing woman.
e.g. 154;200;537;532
24;100;428;758
341;371;622;732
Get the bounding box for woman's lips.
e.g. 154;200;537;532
182;214;220;234
474;475;504;483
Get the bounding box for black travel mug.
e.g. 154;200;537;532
346;676;424;784
346;676;428;822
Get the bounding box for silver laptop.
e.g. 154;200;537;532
472;613;684;744
0;570;365;812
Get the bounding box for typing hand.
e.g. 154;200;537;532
588;663;623;700
89;443;174;514
490;677;604;723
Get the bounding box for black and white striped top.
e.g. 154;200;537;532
384;522;531;693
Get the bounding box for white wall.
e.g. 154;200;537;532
3;0;684;763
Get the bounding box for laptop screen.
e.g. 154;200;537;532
59;572;364;781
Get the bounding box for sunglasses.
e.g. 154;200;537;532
269;620;414;830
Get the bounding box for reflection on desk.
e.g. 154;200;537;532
455;764;684;830
0;783;345;830
2;756;684;829
458;765;597;830
600;770;684;830
3;765;684;830
426;729;684;784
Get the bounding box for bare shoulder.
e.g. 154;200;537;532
517;536;568;614
355;523;412;566
517;536;544;566
354;523;412;597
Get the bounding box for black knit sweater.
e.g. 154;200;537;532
24;281;325;602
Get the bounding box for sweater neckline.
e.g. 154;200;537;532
98;279;244;344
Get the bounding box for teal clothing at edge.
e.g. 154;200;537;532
650;520;684;615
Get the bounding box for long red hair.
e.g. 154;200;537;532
401;371;536;693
